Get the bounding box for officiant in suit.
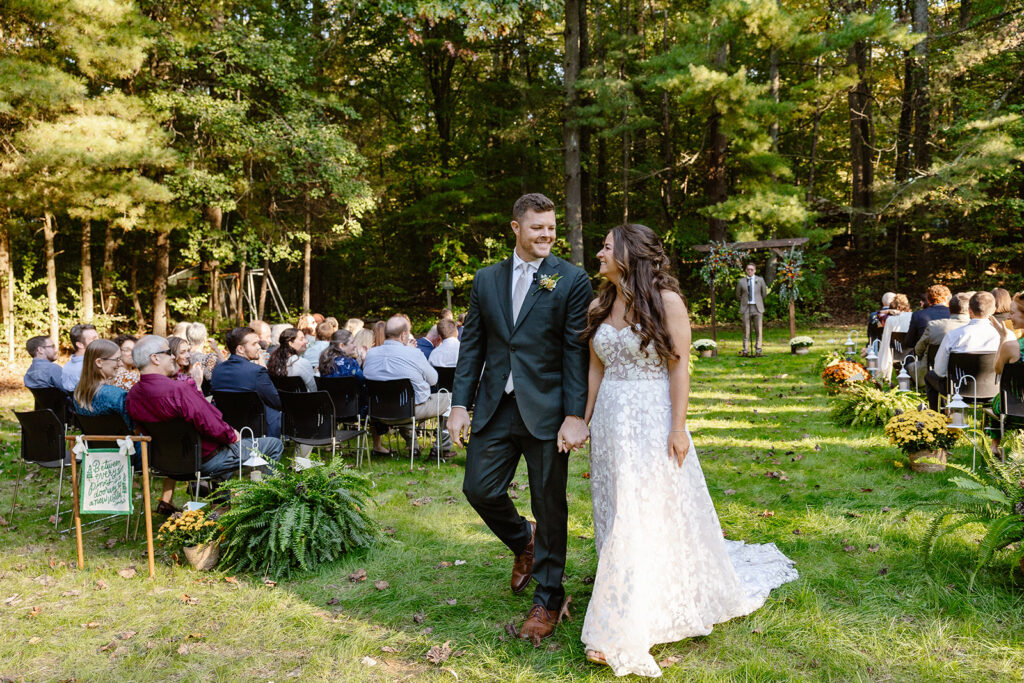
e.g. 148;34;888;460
448;193;591;644
736;263;767;356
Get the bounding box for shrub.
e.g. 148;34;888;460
829;384;924;427
813;349;846;375
217;463;378;579
822;360;869;394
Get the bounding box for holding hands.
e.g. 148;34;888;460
557;416;589;453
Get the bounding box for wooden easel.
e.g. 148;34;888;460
65;435;156;579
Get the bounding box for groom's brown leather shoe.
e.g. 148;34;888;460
519;596;572;647
511;520;536;594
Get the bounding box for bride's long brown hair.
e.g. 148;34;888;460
582;223;683;363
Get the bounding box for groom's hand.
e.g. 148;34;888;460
447;407;471;448
557;416;589;453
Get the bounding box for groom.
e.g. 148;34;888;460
448;193;591;643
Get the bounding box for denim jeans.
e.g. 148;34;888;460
203;437;284;479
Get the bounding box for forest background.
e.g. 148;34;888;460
1;0;1022;357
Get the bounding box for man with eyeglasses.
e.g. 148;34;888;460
126;335;284;484
61;323;98;391
24;335;64;391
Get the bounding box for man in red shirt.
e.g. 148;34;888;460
127;335;283;509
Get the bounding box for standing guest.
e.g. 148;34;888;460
210;327;283;437
364;315;453;457
61;323;98;391
909;293;971;386
352;328;375;364
416;324;440;359
868;292;897;343
168;336;205;392
735;263;767;357
297;314;317;339
109;334;140;390
925;291;1006;409
267;328;316;391
371;320;386;348
171;321;191;339
73;339;133;433
345;318;364;335
303;321;333;366
320;330;364;379
457;311;466;339
875;294;913;382
127;335;284;513
429;319;460;368
903;284;951;350
988;292;1024;456
24;335;63;390
187;322;223;384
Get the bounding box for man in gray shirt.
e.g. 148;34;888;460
364;315;453;458
23;335;64;391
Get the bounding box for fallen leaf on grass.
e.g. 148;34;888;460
845;512;863;518
47;515;58;525
436;561;453;568
361;656;377;666
100;641;116;652
582;472;590;479
263;579;277;587
27;605;41;618
381;646;399;653
117;631;136;640
878;567;889;575
453;560;466;566
759;510;775;518
223;576;239;586
82;621;100;629
177;644;189;655
61;590;80;597
723;489;736;495
868;544;880;552
843;545;856;553
791;454;804;462
751;628;763;634
445;598;457;606
28;636;41;645
792;529;802;535
426;641;453;665
422;627;434;634
326;597;340;605
581;576;594;585
860;488;873;493
413;612;426;624
881;506;891;512
411;497;433;507
814;444;821;451
349;569;367;582
94;580;109;591
180;594;200;605
374;580;390;591
117;567;136;579
503;622;518;638
104;538;118;549
4;594;22;606
659;655;681;668
509;491;519;499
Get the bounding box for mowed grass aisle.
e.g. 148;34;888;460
1;326;1023;681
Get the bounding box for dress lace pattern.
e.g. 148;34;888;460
581;323;799;677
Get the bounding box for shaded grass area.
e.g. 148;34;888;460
0;326;1022;681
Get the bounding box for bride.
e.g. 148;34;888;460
580;223;798;677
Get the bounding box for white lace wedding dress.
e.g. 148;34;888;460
581;323;799;677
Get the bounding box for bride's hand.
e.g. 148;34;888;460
668;430;690;467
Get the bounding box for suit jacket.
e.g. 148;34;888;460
735;275;767;314
210;354;282;437
453;254;592;440
914;314;969;357
904;304;950;350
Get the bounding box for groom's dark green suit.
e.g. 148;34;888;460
455;253;591;611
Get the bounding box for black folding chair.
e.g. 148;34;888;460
315;377;368;464
432;366;456;394
28;386;74;430
366;379;419;470
213;391;268;437
945;352;1000;416
985;362;1024;450
270;375;308;393
279;390;361;463
926;343;940;371
135;419;208;502
890;331;909;369
10;410;69;527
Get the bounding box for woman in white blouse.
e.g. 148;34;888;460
875;293;912;382
266;328;317;391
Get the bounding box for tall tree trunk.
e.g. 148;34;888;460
895;51;914;182
152;229;170;336
706;44;729;243
130;261;146;333
43;212;59;342
302;206;312;313
911;0;930;171
806;57;823;200
237;260;247;324
579;0;592;228
768;47;780;149
258;256;270;319
81;221;94;322
0;228;12;363
210;260;219;330
659;9;674;225
564;0;584;266
847;38;873;239
100;222;120;315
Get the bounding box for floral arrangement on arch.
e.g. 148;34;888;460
884;407;961;454
776;248;804;303
822;360;869;394
699;241;742;286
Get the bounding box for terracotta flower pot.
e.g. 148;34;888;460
792;346;810;355
183;541;220;571
908;449;947;473
699;349;713;358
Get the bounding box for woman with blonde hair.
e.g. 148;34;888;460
875;293;913;382
186;322;223;385
74;339;133;431
352;328;375;365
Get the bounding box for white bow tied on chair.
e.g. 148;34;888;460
116;437;136;458
72;435;88;459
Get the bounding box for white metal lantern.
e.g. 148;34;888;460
865;346;878;371
896;366;911;392
946;391;970;430
844;333;855;356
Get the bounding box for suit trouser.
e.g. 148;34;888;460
462;392;568;611
742;307;763;352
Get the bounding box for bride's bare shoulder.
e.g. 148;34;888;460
588;297;601;312
660;290;687;313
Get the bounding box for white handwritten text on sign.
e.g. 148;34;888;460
80;449;133;515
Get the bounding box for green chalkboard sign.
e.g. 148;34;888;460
80;448;134;515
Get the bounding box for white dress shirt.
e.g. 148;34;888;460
747;276;756;304
876;311;912;382
933;317;1004;377
429;337;461;368
363;339;439;405
507;251;543;393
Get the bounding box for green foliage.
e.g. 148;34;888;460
217;463;378;579
829;383;923;428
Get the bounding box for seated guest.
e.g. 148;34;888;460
364;315;453;458
267;328;317;391
24;335;63;390
297;314;317;339
440;308;454;322
867;292;896;343
61;323;98;391
416;324;440;359
168;336;204;393
352;328;375;365
109;335;140;390
325;317;339;334
73;339;133;433
127;335;284;512
925;291;1006;409
187;322;223;384
248;319;273;366
992;287;1022;339
988;292;1024;456
429;319;460;368
320;330;364;379
210;327;283;437
875;294;912;382
303;321;333;366
344;318;364;335
267;323;292;356
171;321;191;339
909;292;971;386
904;284;951;350
371;320;386;347
457;311;466;339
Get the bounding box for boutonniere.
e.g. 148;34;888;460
536;273;562;293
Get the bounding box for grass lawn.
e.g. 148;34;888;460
1;325;1022;681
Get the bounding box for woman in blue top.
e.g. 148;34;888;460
319;330;364;380
73;339;133;430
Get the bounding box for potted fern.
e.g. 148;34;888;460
217;462;378;579
884;406;961;472
157;509;221;570
829;383;923;428
693;339;717;358
920;448;1024;588
789;336;814;355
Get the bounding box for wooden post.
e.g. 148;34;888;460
69;444;85;570
140;441;155;579
710;285;718;352
789;299;797;339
